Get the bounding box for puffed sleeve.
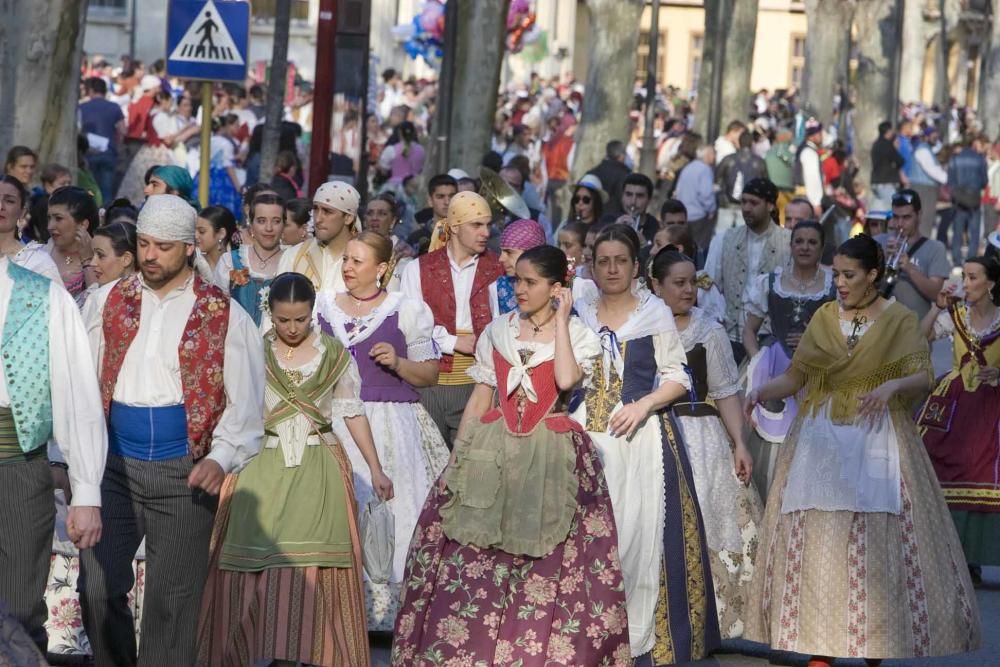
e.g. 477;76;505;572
744;271;770;320
704;323;741;399
568;317;601;387
466;325;497;387
399;298;440;362
653;328;691;390
329;357;367;418
930;308;954;342
212;250;234;292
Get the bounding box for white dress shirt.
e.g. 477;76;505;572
12;243;61;283
84;273;265;474
0;259;107;506
399;248;480;355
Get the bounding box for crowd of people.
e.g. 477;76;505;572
0;50;997;667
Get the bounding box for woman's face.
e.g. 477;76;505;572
0;182;24;235
91;235;133;285
791;227;823;268
832;254;878;309
499;247;525;277
281;214;308;246
195;216;226;254
47;203;85;251
656;260;697;316
572;187;595;222
514;259;559;317
271;300;313;347
341;239;387;292
963;261;995;306
250;203;284;251
178;96;193;117
557;231;583;265
144;176;170;198
363;199;396;237
6;156;35;185
593;239;637;296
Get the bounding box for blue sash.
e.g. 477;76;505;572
108;401;189;460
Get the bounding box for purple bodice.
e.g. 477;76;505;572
319;311;420;403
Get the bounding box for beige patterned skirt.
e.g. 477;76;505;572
745;409;982;659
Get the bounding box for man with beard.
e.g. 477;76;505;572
79;194;264;667
277;180;361;295
400;192;503;446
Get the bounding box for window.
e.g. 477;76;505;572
253;0;311;22
690;33;704;92
790;34;806;89
636;30;668;83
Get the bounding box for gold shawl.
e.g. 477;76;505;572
790;301;932;423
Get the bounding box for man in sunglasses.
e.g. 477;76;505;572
875;189;949;320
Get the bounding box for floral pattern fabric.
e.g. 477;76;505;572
391;429;631;666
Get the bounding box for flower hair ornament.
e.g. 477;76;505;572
564;256;576;288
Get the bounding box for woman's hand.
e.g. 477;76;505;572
370;342;400;372
554;286;574;325
608;399;650;439
371;467;394;501
857;380;897;424
75;228;94;261
743;389;761;424
733;442;753;485
935;283;960;310
977;365;1000;387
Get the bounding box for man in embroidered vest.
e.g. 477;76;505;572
78;194;265;667
400;191;503;446
276;180;360;296
0;257;106;654
704;177;791;363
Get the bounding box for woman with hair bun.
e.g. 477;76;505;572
315;230;449;631
744;234;981;666
919;255;1000;585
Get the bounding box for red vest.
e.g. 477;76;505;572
418;248;502;372
100;274;230;460
482;349;581;436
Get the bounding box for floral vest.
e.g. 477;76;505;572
418;248;502;372
100;274;230;460
2;262;52;452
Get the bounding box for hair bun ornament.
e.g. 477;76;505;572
564;256;576;287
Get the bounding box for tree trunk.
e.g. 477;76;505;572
853;0;904;194
445;0;511;174
802;0;855;125
259;0;292;185
899;0;928;102
718;0;758;131
0;0;88;171
693;0;725;140
979;0;1000;138
571;0;644;181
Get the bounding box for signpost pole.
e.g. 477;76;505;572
199;81;213;208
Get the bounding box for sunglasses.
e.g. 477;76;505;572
891;192;915;206
572;195;592;205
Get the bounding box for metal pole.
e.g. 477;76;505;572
639;0;661;179
199;81;212;208
309;0;338;192
129;0;138;59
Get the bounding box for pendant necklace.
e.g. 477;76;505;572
252;244;281;267
527;310;555;336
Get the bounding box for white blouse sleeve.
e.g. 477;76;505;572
466;326;497;387
330;357;366;418
930;309;955;342
704;324;741;399
698;281;727;325
399;298;440;362
569;317;601;387
212;251;234;292
744;271;771;320
654;329;691;390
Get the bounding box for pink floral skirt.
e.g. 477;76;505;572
390;427;631;666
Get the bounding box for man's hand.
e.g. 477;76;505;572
67;506;102;550
187;459;225;495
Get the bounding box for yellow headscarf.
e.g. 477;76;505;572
429;191;492;252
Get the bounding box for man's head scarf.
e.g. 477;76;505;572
151;165;197;209
429;191;492;252
137;194;196;244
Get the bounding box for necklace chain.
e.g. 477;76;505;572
252;244;281;266
527;309;556;336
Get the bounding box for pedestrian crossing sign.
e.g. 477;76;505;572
167;0;249;82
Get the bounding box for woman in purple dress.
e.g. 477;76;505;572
317;231;450;631
391;246;631;666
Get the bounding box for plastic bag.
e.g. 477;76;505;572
359;500;394;584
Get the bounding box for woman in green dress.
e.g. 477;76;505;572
197;272;394;667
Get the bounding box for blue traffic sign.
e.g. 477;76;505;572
167;0;249;82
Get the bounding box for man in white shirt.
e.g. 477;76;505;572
399;192;503;446
277;180;360;296
79;195;264;667
910;126;948;237
0;256;106;654
704;177;791;362
713;119;746;164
